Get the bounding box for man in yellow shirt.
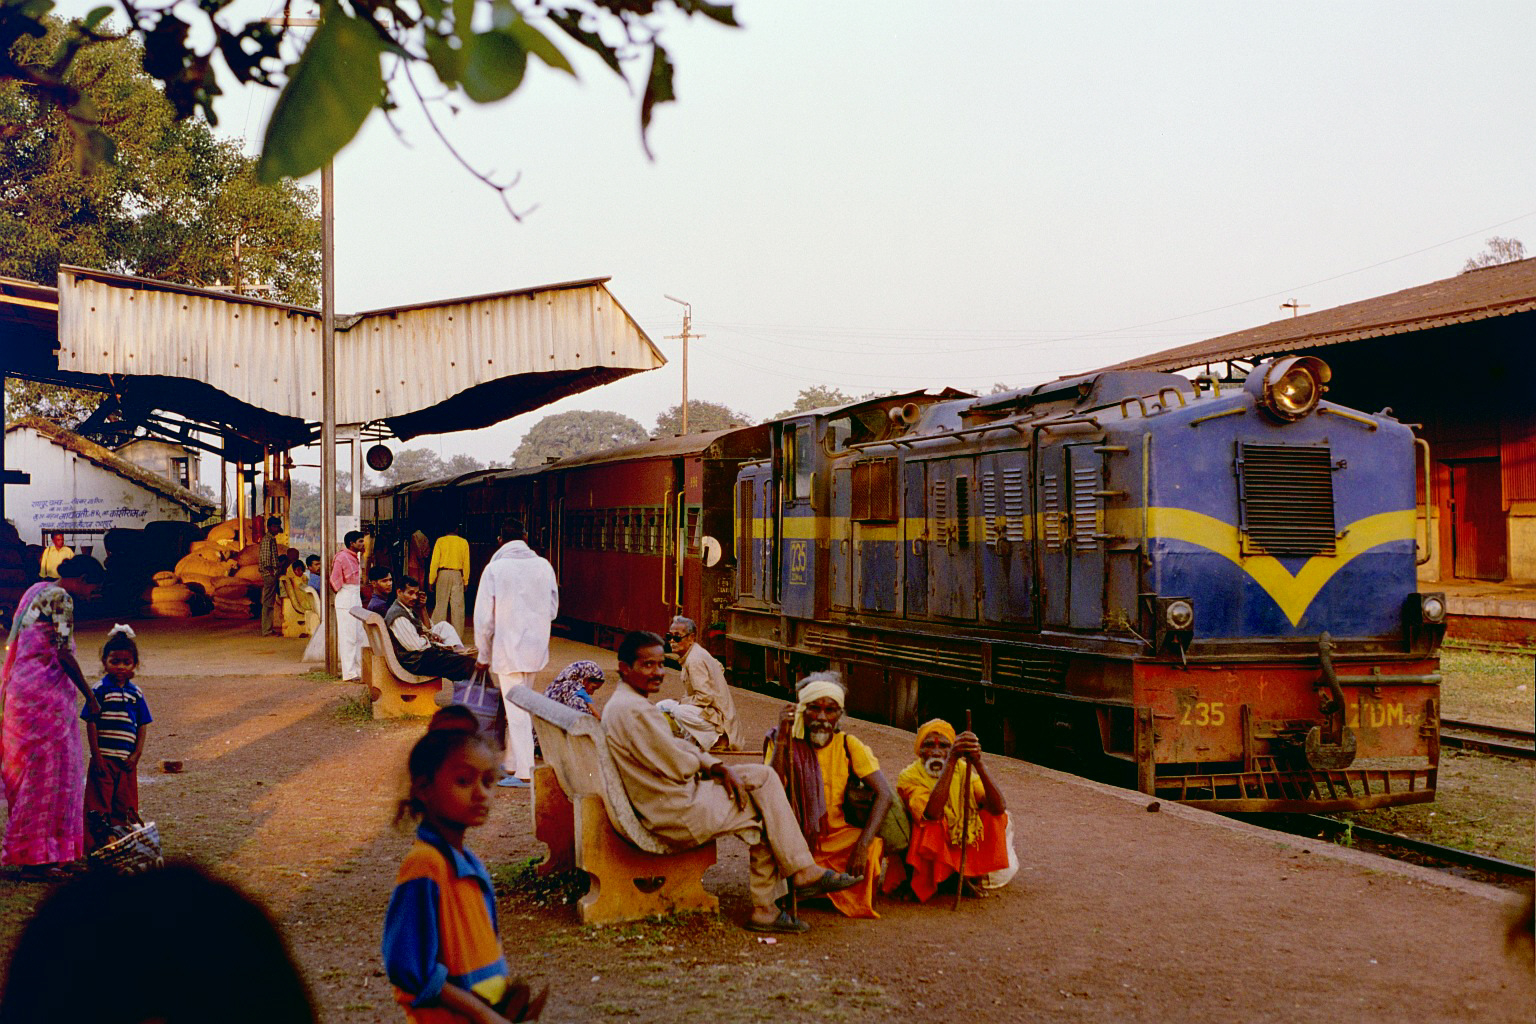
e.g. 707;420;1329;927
428;526;470;639
38;533;73;580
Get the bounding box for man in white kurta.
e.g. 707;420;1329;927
474;520;558;787
664;615;743;750
603;631;859;933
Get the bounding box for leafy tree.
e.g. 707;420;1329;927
771;386;852;420
0;1;740;193
653;400;754;438
1462;236;1526;273
287;473;355;545
0;19;320;301
512;409;646;467
3;378;99;428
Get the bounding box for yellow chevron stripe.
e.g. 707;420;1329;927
750;508;1415;628
1146;507;1415;626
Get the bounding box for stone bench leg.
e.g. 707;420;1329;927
533;765;575;877
362;651;442;719
574;794;719;927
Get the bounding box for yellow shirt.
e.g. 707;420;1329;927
39;545;74;579
765;732;880;831
428;534;470;585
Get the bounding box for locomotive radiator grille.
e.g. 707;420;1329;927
1237;443;1336;556
1072;465;1100;550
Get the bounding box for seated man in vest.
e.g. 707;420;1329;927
764;673;895;919
385;576;477;680
895;719;1015;902
603;631;859;934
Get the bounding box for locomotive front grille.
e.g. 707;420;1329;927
1237;443;1336;556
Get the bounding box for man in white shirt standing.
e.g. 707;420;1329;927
474;519;558;789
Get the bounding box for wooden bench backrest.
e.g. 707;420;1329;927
507;686;673;855
348;606;438;684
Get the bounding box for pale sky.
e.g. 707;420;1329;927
66;1;1536;477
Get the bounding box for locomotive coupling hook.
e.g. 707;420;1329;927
1305;631;1357;770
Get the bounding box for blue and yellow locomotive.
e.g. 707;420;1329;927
726;358;1444;812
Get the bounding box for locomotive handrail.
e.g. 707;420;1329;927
1193;373;1223;397
1188;407;1244;428
676;490;685;611
662;489;672;606
1118;396;1151;418
1158;387;1187;409
1415;438;1435;566
1317;406;1378;430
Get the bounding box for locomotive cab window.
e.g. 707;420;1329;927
787;425;815;500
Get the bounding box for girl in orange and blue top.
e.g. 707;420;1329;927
382;723;544;1023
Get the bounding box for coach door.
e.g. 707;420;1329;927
928;457;979;620
830;467;853;610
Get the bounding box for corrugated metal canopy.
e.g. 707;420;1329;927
1091;257;1536;374
6;267;665;445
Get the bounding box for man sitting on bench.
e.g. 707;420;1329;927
602;630;859;934
386;576;477;680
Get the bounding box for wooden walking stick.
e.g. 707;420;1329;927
953;709;973;910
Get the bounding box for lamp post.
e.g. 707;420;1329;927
664;294;700;434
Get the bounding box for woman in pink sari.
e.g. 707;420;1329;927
1;583;100;879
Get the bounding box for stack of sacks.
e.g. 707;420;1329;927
212;575;259;618
147;573;194;618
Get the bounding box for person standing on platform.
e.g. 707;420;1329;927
330;531;367;681
406;528;432;587
37;533;73;582
473;520;557;790
258;517;282;637
429;525;470;640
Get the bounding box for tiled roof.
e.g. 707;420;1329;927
1096;257;1536;372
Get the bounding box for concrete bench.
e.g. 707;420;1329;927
507;686;718;927
349;607;443;719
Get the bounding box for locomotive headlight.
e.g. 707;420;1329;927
1251;355;1331;422
1419;593;1446;624
1163;598;1195;632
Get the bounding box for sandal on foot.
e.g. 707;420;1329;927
793;868;860;900
744;910;809;934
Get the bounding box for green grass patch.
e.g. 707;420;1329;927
1438;648;1534;729
300;669;340;682
331;692;374;723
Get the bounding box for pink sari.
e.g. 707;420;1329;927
1;583;85;866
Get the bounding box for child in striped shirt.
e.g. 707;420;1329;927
81;625;152;850
383;724;545;1022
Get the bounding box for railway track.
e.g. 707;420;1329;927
1440;717;1536;760
1245;813;1535;887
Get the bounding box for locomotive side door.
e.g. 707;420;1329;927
928;457;979;620
904;460;929;618
830;467;853;610
978;449;1034;624
1038;442;1108;630
1066;443;1108;630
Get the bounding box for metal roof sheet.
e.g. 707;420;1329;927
1091;257;1536;373
41;267;665;441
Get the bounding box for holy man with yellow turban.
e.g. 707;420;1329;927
894;719;1015;902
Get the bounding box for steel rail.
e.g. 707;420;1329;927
1290;815;1535;881
1439;718;1535;760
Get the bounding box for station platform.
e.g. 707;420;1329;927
1441;578;1536;646
30;617;1533;1023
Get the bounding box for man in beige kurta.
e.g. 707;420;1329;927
603;631;859;932
666;616;743;750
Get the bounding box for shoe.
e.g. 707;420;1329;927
743;909;809;934
792;868;861;900
496;776;530;789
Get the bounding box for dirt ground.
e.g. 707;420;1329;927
1;619;1531;1024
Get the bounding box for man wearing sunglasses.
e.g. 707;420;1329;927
658;616;742;751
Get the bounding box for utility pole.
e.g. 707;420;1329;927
664;295;703;434
1280;298;1310;318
